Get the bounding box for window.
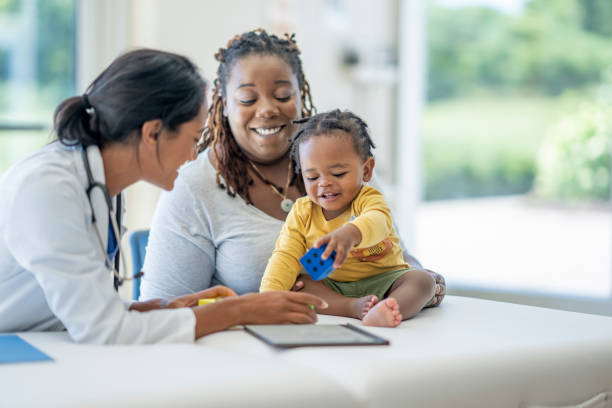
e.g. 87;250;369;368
0;0;76;174
417;0;612;308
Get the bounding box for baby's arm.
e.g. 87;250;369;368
315;224;362;269
349;187;393;248
260;207;307;292
260;248;303;291
317;187;393;268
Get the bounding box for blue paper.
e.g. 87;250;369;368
0;334;53;364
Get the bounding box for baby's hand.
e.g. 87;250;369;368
314;224;362;269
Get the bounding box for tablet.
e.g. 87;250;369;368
244;323;390;348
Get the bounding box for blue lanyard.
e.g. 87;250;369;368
107;215;119;262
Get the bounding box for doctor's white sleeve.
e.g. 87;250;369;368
5;169;196;344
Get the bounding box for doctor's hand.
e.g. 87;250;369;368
191;291;327;339
167;285;237;309
192;291;328;339
237;291;327;325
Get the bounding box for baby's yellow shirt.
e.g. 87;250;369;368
260;185;408;291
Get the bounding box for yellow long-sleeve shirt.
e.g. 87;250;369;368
260;185;408;292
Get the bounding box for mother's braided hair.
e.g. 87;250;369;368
202;29;315;203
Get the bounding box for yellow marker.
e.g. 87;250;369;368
198;298;218;306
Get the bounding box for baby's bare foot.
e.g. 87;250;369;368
362;297;402;327
349;295;378;319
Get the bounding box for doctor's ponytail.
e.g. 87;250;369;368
53;95;101;147
53;48;207;148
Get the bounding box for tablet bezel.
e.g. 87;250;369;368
244;323;390;348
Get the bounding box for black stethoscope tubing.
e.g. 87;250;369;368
81;146;141;288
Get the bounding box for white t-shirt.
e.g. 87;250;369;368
140;149;411;299
141;150;285;298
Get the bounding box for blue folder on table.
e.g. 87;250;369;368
0;334;53;364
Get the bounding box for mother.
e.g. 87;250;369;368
140;29;445;308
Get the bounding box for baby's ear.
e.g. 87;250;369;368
362;157;375;182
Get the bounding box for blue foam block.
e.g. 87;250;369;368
300;244;336;281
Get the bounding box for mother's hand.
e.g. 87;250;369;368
426;270;446;307
167;285;238;309
290;278;305;292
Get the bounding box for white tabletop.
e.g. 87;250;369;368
2;296;612;408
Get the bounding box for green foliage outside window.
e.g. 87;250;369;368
534;100;612;202
428;0;612;101
0;0;75;118
35;0;76;108
0;0;20;14
425;0;612;202
0;0;75;174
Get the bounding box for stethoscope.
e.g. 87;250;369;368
81;146;141;288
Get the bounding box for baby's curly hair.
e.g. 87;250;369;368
290;109;376;172
201;29;315;203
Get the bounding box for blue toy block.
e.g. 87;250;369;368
300;244;336;281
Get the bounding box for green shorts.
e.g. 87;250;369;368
322;268;413;301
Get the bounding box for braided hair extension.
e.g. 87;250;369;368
202;29;315;203
290;109;376;173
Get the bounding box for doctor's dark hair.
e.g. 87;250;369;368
53;49;207;148
202;29;314;203
290;109;376;173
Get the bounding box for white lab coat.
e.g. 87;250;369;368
0;142;195;344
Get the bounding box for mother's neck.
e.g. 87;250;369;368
210;144;291;168
248;153;290;167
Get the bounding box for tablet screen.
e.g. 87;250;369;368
244;324;389;348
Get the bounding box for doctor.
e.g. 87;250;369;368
0;49;325;344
